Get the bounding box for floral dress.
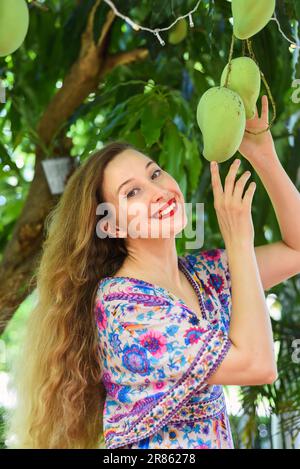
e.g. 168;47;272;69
94;248;234;449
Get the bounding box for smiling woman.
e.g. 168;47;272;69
5;139;277;450
98;146;188;242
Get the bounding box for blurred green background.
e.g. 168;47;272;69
0;0;300;449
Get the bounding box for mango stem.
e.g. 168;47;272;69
245;39;277;136
223;34;235;88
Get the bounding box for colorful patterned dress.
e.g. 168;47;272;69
94;248;234;449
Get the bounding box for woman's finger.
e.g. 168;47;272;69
261;95;269;123
224;158;241;198
242;181;256;206
233;170;252;202
210;161;223;200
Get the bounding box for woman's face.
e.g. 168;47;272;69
101;149;187;239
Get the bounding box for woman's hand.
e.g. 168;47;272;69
210;158;256;247
238;95;276;168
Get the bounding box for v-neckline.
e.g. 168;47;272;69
99;255;209;324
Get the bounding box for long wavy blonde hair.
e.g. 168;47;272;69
5;140;139;448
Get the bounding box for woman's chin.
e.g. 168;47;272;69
145;216;187;238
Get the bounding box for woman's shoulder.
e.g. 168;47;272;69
96;273;173;313
97;274;161;294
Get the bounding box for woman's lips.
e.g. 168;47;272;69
152;197;178;219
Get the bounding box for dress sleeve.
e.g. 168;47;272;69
206;247;231;295
188;247;232;335
95;281;233;449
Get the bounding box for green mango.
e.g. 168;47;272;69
196;87;246;163
220;57;261;119
168;18;188;45
232;0;276;40
0;0;29;57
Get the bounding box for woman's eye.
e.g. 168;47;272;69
126;189;138;198
126;169;161;198
152;169;161;179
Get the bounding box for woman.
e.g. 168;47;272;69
92;141;276;450
7;96;291;449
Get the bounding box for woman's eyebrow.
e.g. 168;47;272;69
116;160;156;194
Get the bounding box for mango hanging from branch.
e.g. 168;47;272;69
0;0;29;57
196;87;246;163
232;0;276;40
168;18;188;45
220;57;261;119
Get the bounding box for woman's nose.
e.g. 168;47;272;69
152;189;170;204
150;191;172;216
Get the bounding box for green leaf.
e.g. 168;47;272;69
121;94;149;135
182;136;202;191
122;129;146;150
178;171;187;200
99;102;129;140
160;121;184;181
167;90;191;126
140;96;170;147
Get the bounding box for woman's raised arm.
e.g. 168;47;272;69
207;158;277;386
